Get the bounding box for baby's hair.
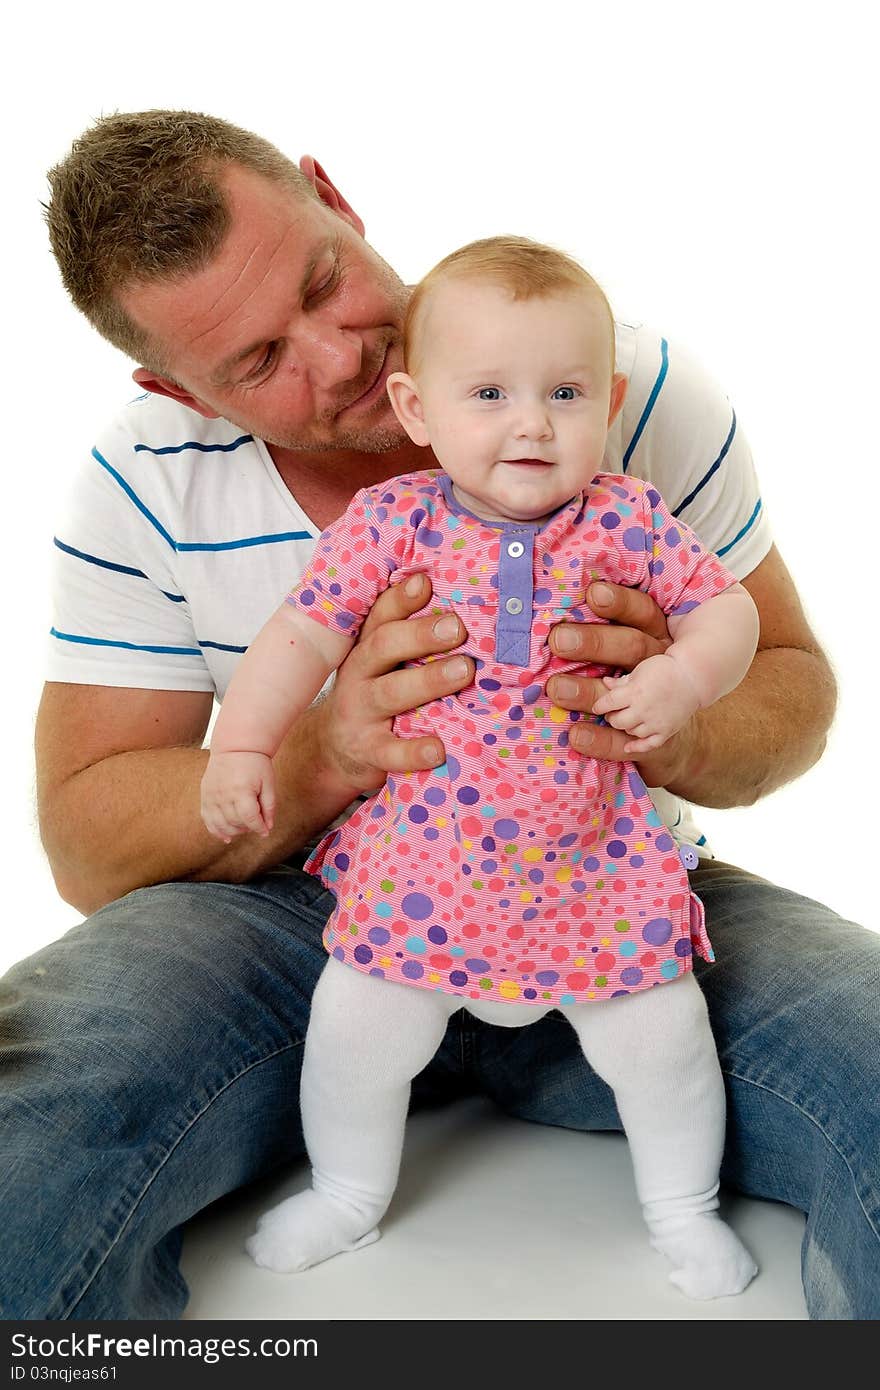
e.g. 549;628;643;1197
403;235;615;375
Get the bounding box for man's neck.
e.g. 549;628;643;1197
267;440;434;529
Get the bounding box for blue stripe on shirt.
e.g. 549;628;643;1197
50;628;201;656
133;434;254;455
54;536;147;579
93;448;178;549
717;497;763;558
672;409;737;518
198;640;248;654
92;447;312;552
53;538;186;603
622;337;669;472
177;531;311;553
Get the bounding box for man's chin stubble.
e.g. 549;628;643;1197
261;422;407;453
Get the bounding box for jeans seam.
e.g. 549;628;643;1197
58;1037;305;1320
726;1066;880;1246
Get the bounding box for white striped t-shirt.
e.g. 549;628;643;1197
46;321;772;853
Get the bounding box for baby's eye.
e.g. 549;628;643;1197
476;387;503;401
551;386;579;401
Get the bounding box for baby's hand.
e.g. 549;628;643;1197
591;653;701;754
200;750;276;843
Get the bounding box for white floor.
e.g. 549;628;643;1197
181;1098;807;1320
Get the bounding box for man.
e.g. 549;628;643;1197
1;111;874;1319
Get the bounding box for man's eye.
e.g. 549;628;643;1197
477;387;503;401
307;261;339;303
552;386;578;401
242;343;279;383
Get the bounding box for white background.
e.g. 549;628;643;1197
3;0;877;971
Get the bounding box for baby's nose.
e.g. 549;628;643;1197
515;404;553;439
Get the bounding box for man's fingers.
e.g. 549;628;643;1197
352;605;470;683
365;653;475;721
367;731;447;774
567;720;633;760
545;673;606;712
359;572;431;637
586;582;672;644
569;716;669;760
548;581;670;669
549;619;664;669
315;575;474;797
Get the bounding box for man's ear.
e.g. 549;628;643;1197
386;372;430;447
299;155;366;237
608;372;628;427
132;368;221;420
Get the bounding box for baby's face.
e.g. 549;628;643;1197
411;281;618;524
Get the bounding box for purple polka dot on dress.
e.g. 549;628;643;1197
401;893;434;921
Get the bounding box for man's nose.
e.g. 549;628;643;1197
291;319;362;389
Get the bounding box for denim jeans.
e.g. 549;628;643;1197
1;858;877;1319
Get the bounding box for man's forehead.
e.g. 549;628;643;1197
220;160;321;227
121;169;329;372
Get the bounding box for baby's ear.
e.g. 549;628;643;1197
386;372;431;447
608;372;628;427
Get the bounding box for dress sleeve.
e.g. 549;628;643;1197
640;483;740;617
285;488;400;638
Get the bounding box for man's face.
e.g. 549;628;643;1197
120;164;411;452
408;281;619;524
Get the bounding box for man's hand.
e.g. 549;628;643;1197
312;574;474;795
546;580;697;785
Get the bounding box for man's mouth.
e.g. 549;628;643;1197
340;348;390;415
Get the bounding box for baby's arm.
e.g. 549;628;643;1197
201;604;354;842
592;584;759;754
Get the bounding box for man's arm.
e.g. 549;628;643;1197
546;545;837;808
36;575;473;915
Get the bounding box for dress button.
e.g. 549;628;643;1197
679;846;700;871
507;541;525;558
505;597;524;615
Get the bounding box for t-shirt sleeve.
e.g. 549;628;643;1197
618;328;772;581
285;489;400;638
639;482;740;617
46;431;215;692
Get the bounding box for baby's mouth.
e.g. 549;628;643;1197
501;458;554;467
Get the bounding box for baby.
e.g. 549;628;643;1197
201;236;760;1300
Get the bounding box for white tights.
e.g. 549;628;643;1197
246;957;757;1299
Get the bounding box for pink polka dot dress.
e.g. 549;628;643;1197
287;471;737;1007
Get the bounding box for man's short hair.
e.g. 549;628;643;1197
45;110;317;373
404;235;615;376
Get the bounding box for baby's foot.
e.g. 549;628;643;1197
246;1188;380;1273
649;1212;758;1300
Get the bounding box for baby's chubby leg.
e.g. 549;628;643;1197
247;957;458;1273
559;975;757;1300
